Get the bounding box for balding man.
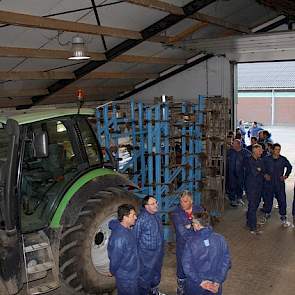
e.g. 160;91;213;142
244;144;269;234
171;191;203;295
226;139;250;207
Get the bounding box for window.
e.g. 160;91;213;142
0;124;9;163
21;119;78;232
79;118;102;166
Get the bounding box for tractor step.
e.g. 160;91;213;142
22;231;60;295
29;281;59;295
24;242;49;253
27;261;54;275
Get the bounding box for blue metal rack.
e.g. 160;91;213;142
95;96;229;239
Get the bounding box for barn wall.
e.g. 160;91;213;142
127;56;232;104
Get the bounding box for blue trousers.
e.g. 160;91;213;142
176;246;185;279
138;247;163;295
293;187;295;217
116;279;138;295
227;176;243;202
185;279;222;295
264;185;287;216
246;192;261;231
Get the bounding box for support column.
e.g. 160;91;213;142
271;89;275;126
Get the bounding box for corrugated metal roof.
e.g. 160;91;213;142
238;61;295;90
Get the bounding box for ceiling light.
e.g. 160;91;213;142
68;36;90;60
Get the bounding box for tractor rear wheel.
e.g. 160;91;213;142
59;187;139;294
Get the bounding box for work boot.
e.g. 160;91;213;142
176;278;185;295
230;200;238;207
280;216;291;228
250;229;263;235
149;286;166;295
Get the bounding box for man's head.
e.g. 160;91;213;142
118;204;137;228
180;190;193;211
142;195;158;214
272;143;281;157
250;136;257;145
232;139;241;151
258;130;264;140
263;130;270;139
252;144;263;158
266;142;273;153
192;211;210;231
252;121;257;127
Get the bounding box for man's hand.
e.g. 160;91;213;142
264;174;271;181
280;175;288;181
106;272;113;277
200;280;220;293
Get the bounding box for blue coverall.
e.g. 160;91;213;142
226;148;250;204
171;205;203;280
134;208;164;295
182;227;231;295
248;126;263;138
244;156;266;231
292;186;295;219
107;220;139;295
263;155;292;217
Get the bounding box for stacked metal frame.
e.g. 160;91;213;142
95;96;229;238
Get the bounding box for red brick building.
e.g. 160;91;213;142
237;62;295;125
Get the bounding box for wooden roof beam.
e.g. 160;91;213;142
113;54;185;64
0;71;158;80
0;10;142;39
128;0;250;34
0;46;185;64
127;0;184;15
0;71;75;80
0;89;49;98
84;72;158;79
169;22;208;43
0;46;106;60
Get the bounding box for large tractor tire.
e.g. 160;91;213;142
59;187;139;294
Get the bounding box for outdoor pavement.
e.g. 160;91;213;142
160;126;295;295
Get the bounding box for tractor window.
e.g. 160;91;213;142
0;124;9;163
21;119;79;232
78;118;102;166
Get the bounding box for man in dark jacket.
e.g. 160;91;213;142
244;144;269;234
263;143;292;226
107;204;139;295
182;211;231;295
134;195;165;295
226;139;250;207
170;190;203;295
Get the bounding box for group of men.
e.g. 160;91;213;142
108;192;231;295
226;123;293;234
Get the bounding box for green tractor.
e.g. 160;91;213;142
0;108;139;295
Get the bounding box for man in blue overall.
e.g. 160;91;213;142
171;190;203;295
263;143;292;226
134;195;165;295
226;139;250;207
108;204;139;295
244;144;269;234
182;211;231;295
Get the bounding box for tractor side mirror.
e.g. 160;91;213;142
32;130;49;158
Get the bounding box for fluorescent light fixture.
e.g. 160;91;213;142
68;36;90;60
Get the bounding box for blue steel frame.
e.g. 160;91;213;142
95;97;206;240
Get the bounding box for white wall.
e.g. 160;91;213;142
128;56;232;104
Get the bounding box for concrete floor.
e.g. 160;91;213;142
160;126;295;295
